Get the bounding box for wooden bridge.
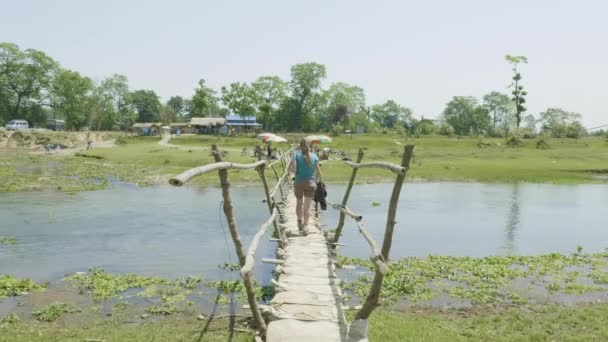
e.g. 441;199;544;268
170;144;414;341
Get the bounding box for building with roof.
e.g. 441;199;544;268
225;114;261;133
189;117;226;134
132;123;161;135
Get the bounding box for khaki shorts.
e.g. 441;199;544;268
294;179;316;198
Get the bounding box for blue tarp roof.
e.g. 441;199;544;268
226;114;257;121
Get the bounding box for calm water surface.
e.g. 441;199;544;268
1;182;607;282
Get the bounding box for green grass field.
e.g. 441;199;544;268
1;133;607;192
2;304;608;341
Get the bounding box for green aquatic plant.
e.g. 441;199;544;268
0;313;20;324
146;303;177;315
138;277;202;315
32;302;80;322
340;248;608;305
0;236;16;245
218;263;240;271
67;268;165;301
0;275;46;297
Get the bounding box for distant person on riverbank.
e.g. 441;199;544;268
289;139;323;233
86;139;93;150
44;143;52;155
55;144;61;155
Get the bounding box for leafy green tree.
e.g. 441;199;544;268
566;121;586;141
505;55;528;129
50;69;93;130
130;90;161;122
482;92;515;129
370;100;413;129
415;118;437;135
442;96;490;135
522;114;537;134
323;82;366;128
0;42;58;124
167;96;186;121
100;74;131;130
89;84;117;131
159;104;177;124
189;79;219;117
287;62;327;131
251;76;287;130
539;108;583;138
221;82;257;115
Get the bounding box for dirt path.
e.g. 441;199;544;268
31;139;116;156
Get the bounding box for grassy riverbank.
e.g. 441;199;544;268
2;304;608;341
1;133;606;192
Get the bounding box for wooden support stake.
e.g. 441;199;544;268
211;144;267;338
169;160;266;186
356;221;389;274
355;145;414;321
255;146;284;250
332;148;364;246
327;200;363;222
269;164;285;200
241;209;277;274
344;161;406;174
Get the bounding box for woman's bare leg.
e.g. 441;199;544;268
296;196;303;224
303;197;312;225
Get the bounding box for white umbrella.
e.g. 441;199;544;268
304;135;332;144
257;132;274;139
262;134;287;143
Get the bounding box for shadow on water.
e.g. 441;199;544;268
502;183;520;254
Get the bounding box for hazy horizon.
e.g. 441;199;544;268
2;0;606;127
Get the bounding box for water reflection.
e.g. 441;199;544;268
502;183;520;254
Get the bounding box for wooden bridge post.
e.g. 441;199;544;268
332;148;364;245
255;146;285;249
211;144;267;337
355;144;414;321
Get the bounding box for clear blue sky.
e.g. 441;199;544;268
2;0;606;127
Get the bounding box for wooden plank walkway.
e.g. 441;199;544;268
266;188;348;342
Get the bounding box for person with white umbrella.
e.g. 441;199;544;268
288;139;323;233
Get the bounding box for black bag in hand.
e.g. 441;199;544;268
314;181;327;210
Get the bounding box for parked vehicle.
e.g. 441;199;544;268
47;119;65;131
5;120;29;131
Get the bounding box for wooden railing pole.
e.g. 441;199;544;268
255;146;285;250
211;144;267;337
355;145;414;321
270;164;285;200
332;148;364;245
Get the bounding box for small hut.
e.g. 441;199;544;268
132;123;161;136
189;117;226;134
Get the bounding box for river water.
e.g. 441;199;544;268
1;182;607;282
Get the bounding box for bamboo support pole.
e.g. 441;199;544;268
169;160;266;186
333;149;364;245
344;161;406;174
270;164;285;200
327;200;363;222
255;146;284;250
269;166;290;198
355;145;414;321
210;144;267;337
356;221;389;274
241;209;278;274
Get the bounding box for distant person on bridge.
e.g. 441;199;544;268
289;139;323;233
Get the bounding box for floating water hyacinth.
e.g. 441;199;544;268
0;236;16;245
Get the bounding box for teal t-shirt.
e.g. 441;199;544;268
293;152;319;183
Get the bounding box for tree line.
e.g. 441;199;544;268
0;42;589;138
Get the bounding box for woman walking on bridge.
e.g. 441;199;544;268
289;139;323;233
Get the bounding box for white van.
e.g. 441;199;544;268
5;120;29;131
